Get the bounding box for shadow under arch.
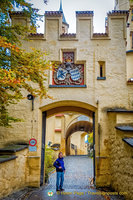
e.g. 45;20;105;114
40;100;97;186
66;120;93;140
40;100;97;118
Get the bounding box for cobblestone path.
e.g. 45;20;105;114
46;155;93;190
26;155;125;200
1;156;125;200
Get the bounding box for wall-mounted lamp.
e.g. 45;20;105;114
27;94;34;111
127;23;130;28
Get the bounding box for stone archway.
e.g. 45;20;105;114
65;120;93;155
40;100;96;117
40;100;97;186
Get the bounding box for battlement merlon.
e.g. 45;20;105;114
9;11;31;29
107;10;129;40
44;11;64;40
76;11;94;40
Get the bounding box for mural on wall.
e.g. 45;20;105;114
52;52;84;85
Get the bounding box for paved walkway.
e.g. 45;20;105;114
26;156;125;200
1;156;125;200
46;155;93;190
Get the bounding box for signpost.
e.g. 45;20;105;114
29;138;37;152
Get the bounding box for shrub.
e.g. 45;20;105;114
45;145;55;182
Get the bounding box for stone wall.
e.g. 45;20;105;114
110;131;133;200
70;131;87;155
108;113;133;200
0;149;28;199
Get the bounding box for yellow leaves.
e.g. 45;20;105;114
0;37;55;112
27;78;31;81
0;68;22;87
0;36;20;53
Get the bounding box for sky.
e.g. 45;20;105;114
29;0;114;33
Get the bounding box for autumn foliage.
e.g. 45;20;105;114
0;0;52;127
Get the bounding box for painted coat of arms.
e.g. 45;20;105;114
53;52;84;85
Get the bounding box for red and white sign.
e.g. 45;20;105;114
29;138;37;146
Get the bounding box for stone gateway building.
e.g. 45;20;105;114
0;0;133;199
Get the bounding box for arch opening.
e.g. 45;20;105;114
65;120;93;156
40;100;96;186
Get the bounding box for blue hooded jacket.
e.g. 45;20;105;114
53;157;65;172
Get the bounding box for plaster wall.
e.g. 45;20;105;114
108;113;133;200
0;149;28;198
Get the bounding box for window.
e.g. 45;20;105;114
97;61;106;80
100;65;103;77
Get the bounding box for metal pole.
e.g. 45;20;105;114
93;112;96;185
40;111;47;186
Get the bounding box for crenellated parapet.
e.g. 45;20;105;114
44;10;128;41
9;9;128;41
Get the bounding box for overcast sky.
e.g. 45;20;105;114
29;0;114;33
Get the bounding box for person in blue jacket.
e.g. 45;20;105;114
53;152;65;191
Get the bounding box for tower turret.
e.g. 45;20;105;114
59;0;69;34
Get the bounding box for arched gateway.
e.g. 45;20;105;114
40;100;97;185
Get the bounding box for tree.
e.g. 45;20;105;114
0;0;52;127
88;132;93;146
87;132;93;157
0;0;48;43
